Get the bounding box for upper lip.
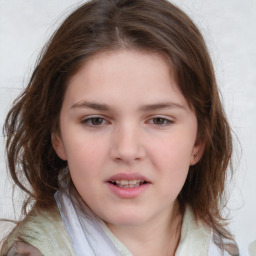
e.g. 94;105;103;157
106;173;151;183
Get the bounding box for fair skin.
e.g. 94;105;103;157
52;49;203;255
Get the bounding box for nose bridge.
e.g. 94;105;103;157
111;120;144;162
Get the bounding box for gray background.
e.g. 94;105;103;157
0;0;255;252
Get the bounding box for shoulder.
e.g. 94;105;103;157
176;206;212;255
176;206;239;256
1;206;76;256
2;241;43;256
209;232;240;256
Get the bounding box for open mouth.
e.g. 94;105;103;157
108;179;148;188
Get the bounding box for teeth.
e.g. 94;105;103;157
112;179;145;188
120;180;128;185
128;180;137;185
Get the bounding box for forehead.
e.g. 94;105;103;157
63;49;188;109
71;49;173;80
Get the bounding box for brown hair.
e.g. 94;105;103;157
4;0;236;252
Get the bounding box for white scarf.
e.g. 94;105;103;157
55;188;122;256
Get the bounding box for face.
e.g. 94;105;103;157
52;49;203;228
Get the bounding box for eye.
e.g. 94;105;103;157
81;117;109;127
148;117;173;126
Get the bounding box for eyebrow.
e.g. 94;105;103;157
71;101;110;111
138;102;186;112
71;101;186;112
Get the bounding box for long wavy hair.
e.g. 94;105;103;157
4;0;237;253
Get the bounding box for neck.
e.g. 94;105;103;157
106;201;183;256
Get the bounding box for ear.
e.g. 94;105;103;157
51;132;67;160
190;140;205;166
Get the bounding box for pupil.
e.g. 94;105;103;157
154;118;164;124
92;118;103;125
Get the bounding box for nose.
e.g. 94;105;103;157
110;122;145;164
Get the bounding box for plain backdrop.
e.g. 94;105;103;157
0;0;255;252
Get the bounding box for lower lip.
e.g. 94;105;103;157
106;182;150;199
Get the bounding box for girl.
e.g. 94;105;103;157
1;0;239;255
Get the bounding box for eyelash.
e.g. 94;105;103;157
81;116;173;128
147;117;173;126
81;116;109;127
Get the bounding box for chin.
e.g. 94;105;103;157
102;210;149;227
106;217;146;227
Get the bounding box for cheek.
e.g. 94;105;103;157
148;133;195;188
152;134;195;168
67;141;105;201
64;135;109;185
